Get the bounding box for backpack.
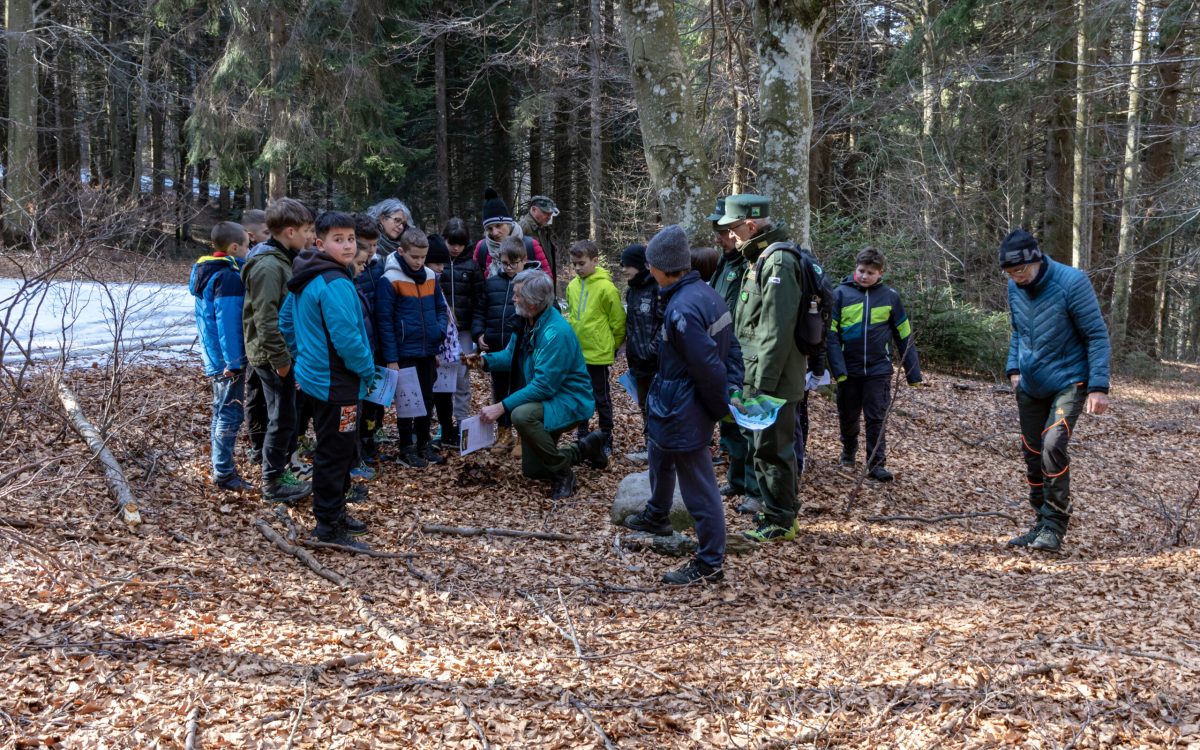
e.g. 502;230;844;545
755;242;834;358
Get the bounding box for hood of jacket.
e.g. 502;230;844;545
738;224;791;263
189;254;240;297
383;251;435;285
288;249;352;295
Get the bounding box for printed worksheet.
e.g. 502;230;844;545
393;366;427;417
364;366;399;406
433;362;457;393
458;415;496;456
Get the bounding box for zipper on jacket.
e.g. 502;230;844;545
863;288;870;370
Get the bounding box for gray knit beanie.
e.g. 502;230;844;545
646;225;691;274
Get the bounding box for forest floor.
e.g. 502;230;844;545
2;361;1199;749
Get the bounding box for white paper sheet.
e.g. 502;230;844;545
393;366;428;417
433;362;457;393
458;415;496;456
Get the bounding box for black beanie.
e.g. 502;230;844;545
481;187;512;227
426;233;451;264
998;229;1044;268
620;244;647;271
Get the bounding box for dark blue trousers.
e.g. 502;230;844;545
646;442;727;569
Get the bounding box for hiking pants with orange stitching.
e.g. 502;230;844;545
1016;384;1087;534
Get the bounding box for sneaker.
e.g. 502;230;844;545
711;448;727;467
349;463;376;481
215;474;254;492
340;514;368;536
625;450;649;464
578;431;609;470
397;447;427;469
265;469;311;504
719;482;739;498
290;459;313;481
1029;527;1063;552
662;558;724;585
742;519;797;543
437;425;460;450
622;510;673;536
867;465;894;482
1007;521;1043;547
550;469;576;500
838;450;855;468
310;522;370;551
344;484;369;504
736;496;763;515
375;427;395;444
421;444;446;466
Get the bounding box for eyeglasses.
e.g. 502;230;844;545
724;220;747;232
1003;263;1034;277
500;260;521;268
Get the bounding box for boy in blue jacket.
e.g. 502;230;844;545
827;247;922;482
376;227;448;469
622;226;743;586
281;211;375;549
191;222;253;492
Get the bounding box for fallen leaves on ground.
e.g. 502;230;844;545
2;361;1199;748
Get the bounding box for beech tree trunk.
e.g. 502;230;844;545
1071;0;1092;270
752;0;825;247
616;0;714;229
267;6;289;201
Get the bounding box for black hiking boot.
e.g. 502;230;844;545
310;522;370;551
662;558;724;585
550;469;577;500
1007;521;1043;547
719;482;739;498
622;510;673;536
1029;527;1063;552
421;444;446;465
867;465;894;482
577;431;609;470
264;469;312;504
838;448;856;468
339;514;368;536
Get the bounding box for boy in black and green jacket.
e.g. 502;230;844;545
827;248;922;482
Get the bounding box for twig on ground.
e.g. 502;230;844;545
55;373;141;525
459;700;491;749
184;706;201;750
557;587;591;676
352;597;419;656
298;538;411;558
1050;639;1191;668
421;523;581;542
864;511;1019;525
283;672;311;750
568;693;618;750
318;652;374;672
254;519;350;588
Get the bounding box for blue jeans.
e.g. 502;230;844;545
211;372;245;480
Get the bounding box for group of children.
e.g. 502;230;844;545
192;189;638;548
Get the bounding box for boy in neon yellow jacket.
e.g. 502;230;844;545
566;239;626;454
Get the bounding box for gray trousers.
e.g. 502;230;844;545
646;442;727;569
453;330;475;421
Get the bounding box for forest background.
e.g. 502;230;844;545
2;0;1199;372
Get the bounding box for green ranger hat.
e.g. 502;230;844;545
706;198;726;223
716;194;770;226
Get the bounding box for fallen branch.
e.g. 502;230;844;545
283;672;310;750
568;693;618;750
352;597;415;656
421;524;581;542
863;511;1019;525
318;652;375;673
299;538;411;559
55;373;141;525
557;587;591;676
254;519;350;588
0;516;39;529
184;706;201;750
459;700;491;749
1051;639;1191;668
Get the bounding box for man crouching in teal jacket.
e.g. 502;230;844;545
467;269;607;499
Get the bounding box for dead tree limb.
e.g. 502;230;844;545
459;700;491;749
864;511;1020;525
254;519;350;588
421;524;581;542
318;652;374;672
184;706;202;750
55;373;141;525
568;693;618;750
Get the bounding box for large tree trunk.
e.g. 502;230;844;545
721;0;752;194
434;33;450;228
1109;0;1151;352
616;0;713;229
5;0;38;234
56;38;81;182
752;0;825;247
1127;0;1188;359
1070;0;1092;270
267;6;290;201
589;0;604;243
108;6;137;198
1043;7;1074;259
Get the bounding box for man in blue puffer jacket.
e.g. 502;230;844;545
1001;229;1111;553
190;221;252;492
622;225;744;585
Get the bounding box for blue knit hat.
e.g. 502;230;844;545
998;229;1044;268
646;225;691;274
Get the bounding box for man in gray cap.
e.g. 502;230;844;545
623;225;743;584
719;193;806;544
520;196;560;284
707;198;762;513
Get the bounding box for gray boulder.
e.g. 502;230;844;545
610;471;694;531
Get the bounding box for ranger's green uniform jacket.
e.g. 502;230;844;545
733;225;807;403
710;248;750;316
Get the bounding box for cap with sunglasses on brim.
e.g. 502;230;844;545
529;196;559;217
706;198;727;223
716;194;770;226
